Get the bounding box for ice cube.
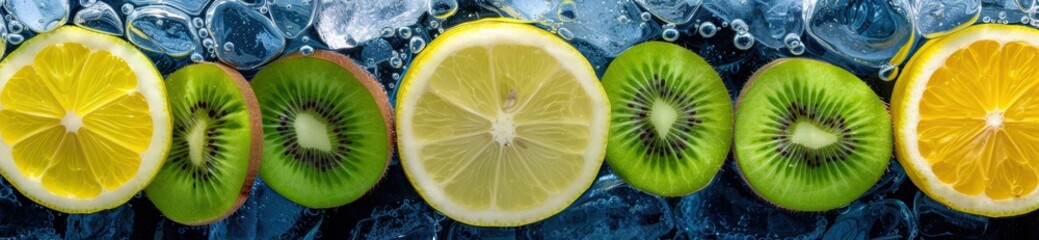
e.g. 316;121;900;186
130;0;211;15
477;0;559;21
913;191;991;238
524;173;674;239
4;0;68;33
74;1;123;36
206;0;286;70
804;0;916;67
268;0;318;39
126;5;200;57
703;0;804;49
65;204;135;239
635;0;703;24
676;164;828;239
350;199;440;240
822;199;917;239
315;0;426;49
911;0;981;38
0;178;59;239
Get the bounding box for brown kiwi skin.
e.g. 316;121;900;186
273;50;395;195
732;58;891;211
181;62;263;226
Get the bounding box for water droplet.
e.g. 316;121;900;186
558;27;574;40
398;27;412;39
733;33;754;50
409;36;426;53
223;42;235;52
300;45;314;56
428;0;458;19
558;1;578;22
640;12;652;22
6;33;21;44
8;21;23;34
190;53;204;62
389;56;403;68
698;22;717;38
731;19;748;34
662;27;679;42
879;64;898;81
121;3;134;15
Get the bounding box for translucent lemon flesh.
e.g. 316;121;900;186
397;19;608;226
0;27;169;213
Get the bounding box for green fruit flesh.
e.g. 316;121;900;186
146;63;257;225
602;41;732;196
734;58;892;211
251;56;390;209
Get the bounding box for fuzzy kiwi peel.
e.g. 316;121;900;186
602;41;733;196
145;62;262;225
251;50;393;209
734;58;892;212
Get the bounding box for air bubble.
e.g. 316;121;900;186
190;53;204;62
302;36;310;43
640;12;652;22
193;18;204;28
8;21;23;34
300;45;314;56
222;42;234;52
430;20;440;28
662;28;679;42
80;0;96;7
733;33;754;50
389;56;403;68
558;1;578;22
409;36;426;53
731;19;748;34
202;38;214;48
7;33;22;44
558;27;574;40
121;3;134;15
784;33;804;55
698;22;717;38
381;27;394;38
879;64;898;81
398;27;412;39
428;0;458;19
199;29;209;38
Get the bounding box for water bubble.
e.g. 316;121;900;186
193;17;204;28
409;36;426;53
558;1;578;22
8;21;23;34
721;21;728;28
617;15;631;24
398;27;412;39
733;33;755;50
640;12;652;22
699;22;717;38
428;0;458;19
300;45;314;56
662;27;679;42
389;56;403;68
203;38;214;48
9;34;24;44
785;33;805;55
190;53;204;62
731;19;748;34
199;28;209;38
558;27;574;40
430;20;440;28
223;42;235;52
302;36;310;43
80;0;96;7
879;64;898;81
121;3;134;15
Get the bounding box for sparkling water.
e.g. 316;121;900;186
0;0;1038;238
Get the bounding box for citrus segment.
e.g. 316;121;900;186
397;19;608;226
0;27;170;213
894;24;1039;217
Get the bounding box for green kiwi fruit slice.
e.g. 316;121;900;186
250;50;393;208
733;58;891;211
602;41;733;196
145;63;262;225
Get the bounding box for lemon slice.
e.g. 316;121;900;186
0;27;171;213
396;19;609;226
893;24;1039;217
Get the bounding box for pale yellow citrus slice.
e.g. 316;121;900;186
893;24;1039;217
0;27;171;213
396;19;609;226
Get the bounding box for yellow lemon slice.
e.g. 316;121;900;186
0;27;171;213
396;19;609;226
893;24;1039;217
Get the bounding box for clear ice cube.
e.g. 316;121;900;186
912;0;981;38
73;1;123;36
634;0;703;24
126;5;200;57
315;0;426;49
268;0;318;39
130;0;211;15
524;173;674;239
65;204;135;239
703;0;804;49
804;0;916;67
206;0;286;70
350;199;440;240
913;191;991;238
822;199;917;239
4;0;69;33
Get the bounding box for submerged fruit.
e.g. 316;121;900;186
145;63;261;225
893;24;1039;217
0;26;171;213
251;50;393;209
601;41;732;196
734;58;892;212
396;19;609;226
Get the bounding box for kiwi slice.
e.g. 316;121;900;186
250;50;393;208
602;41;733;196
733;58;891;211
145;63;262;225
